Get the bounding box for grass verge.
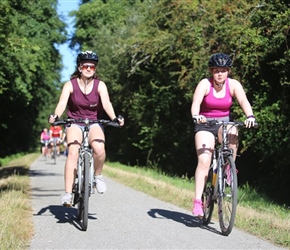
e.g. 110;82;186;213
0;153;39;250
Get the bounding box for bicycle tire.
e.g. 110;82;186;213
79;152;90;231
77;160;83;221
218;155;238;236
53;145;57;165
72;182;79;207
202;167;214;225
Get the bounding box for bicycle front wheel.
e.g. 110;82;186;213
202;168;214;225
79;152;90;231
218;155;238;236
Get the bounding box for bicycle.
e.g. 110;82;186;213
197;120;258;236
50;139;58;165
53;118;120;231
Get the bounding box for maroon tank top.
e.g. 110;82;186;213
67;78;103;120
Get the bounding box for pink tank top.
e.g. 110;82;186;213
41;132;50;140
67;78;103;120
200;78;232;118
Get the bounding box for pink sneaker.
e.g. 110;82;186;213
225;165;239;185
225;165;231;185
193;199;204;217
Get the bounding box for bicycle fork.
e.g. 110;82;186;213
211;150;219;200
73;150;94;206
89;152;95;195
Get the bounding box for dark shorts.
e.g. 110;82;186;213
194;124;221;137
67;123;104;132
40;140;49;147
194;116;230;137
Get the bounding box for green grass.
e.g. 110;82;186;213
0;153;39;250
0;153;26;167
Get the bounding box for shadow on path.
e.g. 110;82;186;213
29;169;62;177
34;205;97;231
0;165;28;178
148;208;221;235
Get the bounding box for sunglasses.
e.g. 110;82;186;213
213;69;228;74
81;64;96;70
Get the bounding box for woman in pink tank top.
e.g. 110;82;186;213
48;51;124;206
190;53;256;217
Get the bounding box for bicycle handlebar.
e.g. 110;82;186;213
194;120;258;128
52;118;121;128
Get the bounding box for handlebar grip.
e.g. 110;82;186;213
242;121;258;128
192;118;198;124
52;118;75;126
52;121;65;126
105;121;121;128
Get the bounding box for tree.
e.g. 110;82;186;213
0;0;67;156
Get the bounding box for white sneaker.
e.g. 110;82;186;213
95;175;107;194
61;192;72;206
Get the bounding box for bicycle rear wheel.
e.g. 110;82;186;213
218;155;238;236
202;168;214;225
79;152;90;231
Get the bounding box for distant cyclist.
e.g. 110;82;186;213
48;51;124;206
49;124;63;157
40;128;50;157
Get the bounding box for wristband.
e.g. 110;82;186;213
247;115;255;119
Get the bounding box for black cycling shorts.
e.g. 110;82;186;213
194;116;230;137
194;123;221;137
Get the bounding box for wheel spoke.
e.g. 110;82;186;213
202;168;214;225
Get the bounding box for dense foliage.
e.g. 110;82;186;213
1;0;289;205
0;0;66;155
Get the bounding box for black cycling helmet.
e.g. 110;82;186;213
208;53;232;68
77;51;99;65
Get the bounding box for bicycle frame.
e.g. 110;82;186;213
75;119;95;197
209;123;233;197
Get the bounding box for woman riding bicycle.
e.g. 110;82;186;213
191;53;255;217
40;128;50;157
49;124;63;157
48;51;124;206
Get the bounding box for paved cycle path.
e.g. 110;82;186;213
29;155;286;250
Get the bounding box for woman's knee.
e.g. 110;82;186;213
228;133;239;144
92;143;105;156
67;146;79;158
197;160;211;170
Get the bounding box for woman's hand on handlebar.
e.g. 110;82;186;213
48;114;59;124
244;116;256;128
192;114;206;124
113;115;125;126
